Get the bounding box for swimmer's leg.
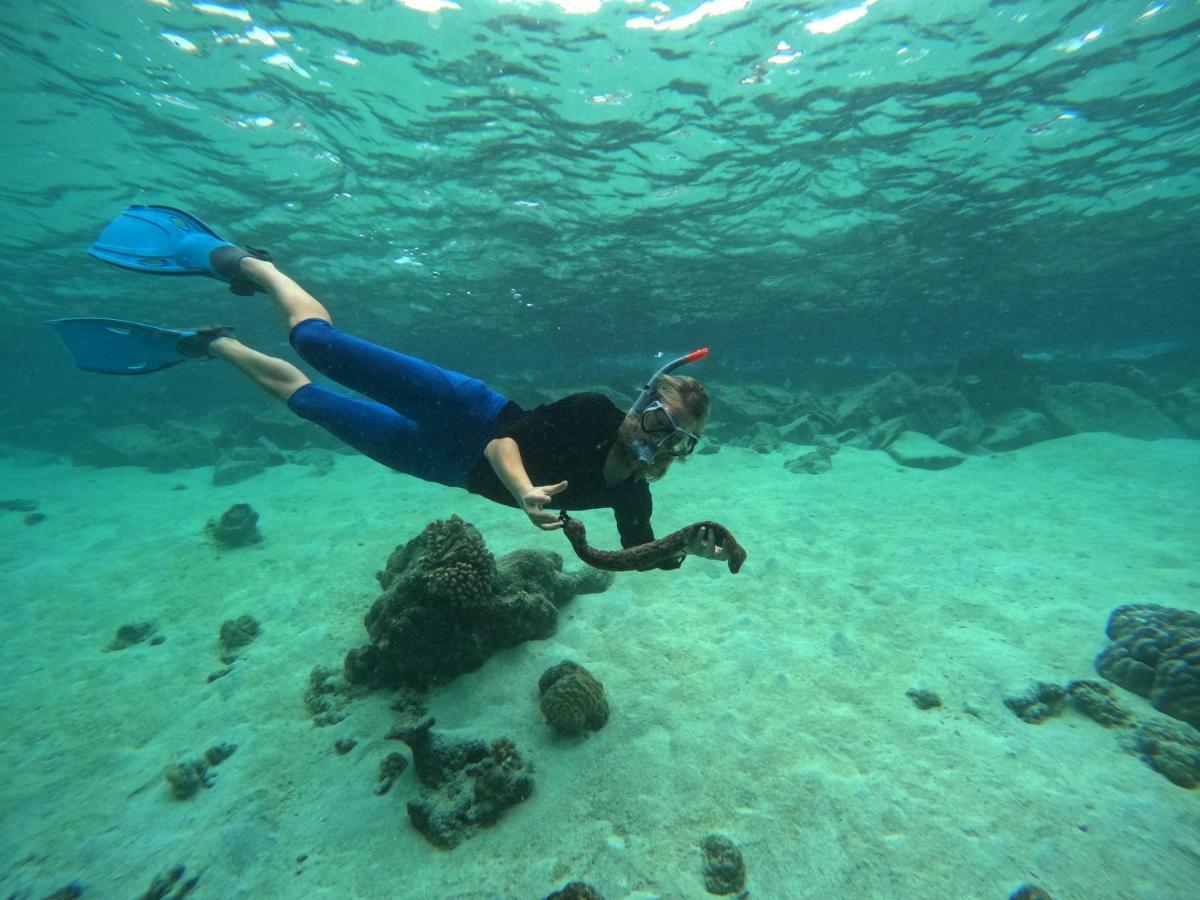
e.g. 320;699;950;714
235;257;333;332
208;336;309;402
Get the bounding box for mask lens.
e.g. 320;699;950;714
664;433;698;456
641;406;674;433
638;401;700;457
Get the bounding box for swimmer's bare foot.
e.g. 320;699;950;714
210;245;273;296
177;326;237;358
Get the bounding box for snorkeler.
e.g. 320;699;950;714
51;205;731;571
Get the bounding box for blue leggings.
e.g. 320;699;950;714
286;319;509;487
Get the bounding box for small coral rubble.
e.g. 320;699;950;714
217;614;260;663
1003;682;1067;724
106;621;162;651
544;883;606;900
206;503;262;549
905;687;943;710
1122;720;1200;788
1003;679;1133;728
700;833;747;895
163;744;236;800
1066;679;1131;728
389;717;534;848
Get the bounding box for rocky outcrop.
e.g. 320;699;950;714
1041;383;1183;440
344;516;613;689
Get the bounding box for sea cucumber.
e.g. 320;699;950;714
559;512;746;574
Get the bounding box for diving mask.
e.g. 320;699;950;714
639;400;702;457
628;347;709;465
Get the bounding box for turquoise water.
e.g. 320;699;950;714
1;2;1198;898
2;0;1197;374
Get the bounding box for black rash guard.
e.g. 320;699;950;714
466;392;683;569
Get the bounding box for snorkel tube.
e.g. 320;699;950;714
628;346;710;465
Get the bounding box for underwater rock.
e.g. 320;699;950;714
345;515;611;689
710;383;794;429
106;621;161;651
885;431;966;470
699;833;746;895
389;717;488;788
1040;382;1183;440
42;882;84;900
140;864;200;899
390;717;534;848
1160;386;1200;437
913;385;984;450
836;372;922;432
829;375;983;449
1121;719;1200;789
73;422;215;472
164;745;236;800
1004;682;1068;724
304;666;375;727
1112;364;1160;401
955;350;1047;417
219;403;345;453
211;441;285;486
905;687;943;710
212;457;263;488
1095;603;1200;729
206;503;262;549
288;446;337;475
375;752;409;795
204;744;236;766
334;738;357;755
1066;679;1131;727
164;761;212;800
539;661;609;735
980;408;1059;452
782;446;830;475
1009;885;1053;900
544;883;606;900
865;415;907;450
739;420;784;454
931;423;981;453
217;614;261;663
779;414;826;445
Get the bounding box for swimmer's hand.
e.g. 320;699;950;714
686;525;731;561
521;481;568;530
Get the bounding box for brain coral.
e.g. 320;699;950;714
539;661;609;735
1095;603;1200;729
421;514;497;602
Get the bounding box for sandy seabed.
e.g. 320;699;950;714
1;432;1197;899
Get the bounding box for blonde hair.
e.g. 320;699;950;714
617;375;710;481
656;374;710;430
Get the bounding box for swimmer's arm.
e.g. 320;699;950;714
484;438;566;530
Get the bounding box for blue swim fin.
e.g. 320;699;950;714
88;205;270;295
47;317;206;375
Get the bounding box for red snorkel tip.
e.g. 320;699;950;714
685;347;709;363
